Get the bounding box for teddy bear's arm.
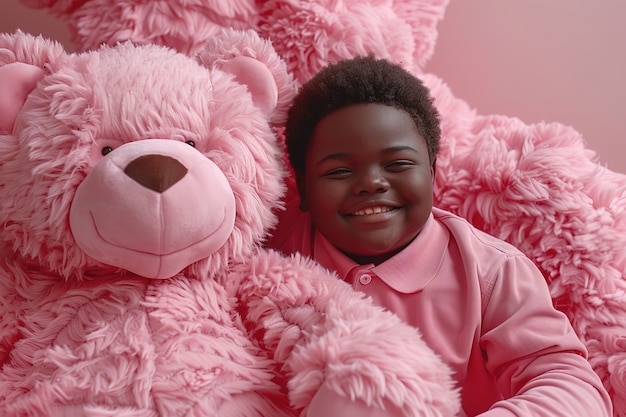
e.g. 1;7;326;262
231;249;460;417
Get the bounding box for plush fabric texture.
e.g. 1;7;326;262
16;0;626;415
257;0;448;84
0;30;460;416
19;0;449;81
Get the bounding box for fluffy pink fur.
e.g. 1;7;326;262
22;0;263;54
16;0;626;415
0;30;460;416
257;0;446;83
20;0;448;82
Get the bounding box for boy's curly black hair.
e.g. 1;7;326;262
285;55;441;176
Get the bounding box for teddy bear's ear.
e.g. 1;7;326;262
220;56;278;118
0;62;45;134
0;31;68;134
196;28;298;124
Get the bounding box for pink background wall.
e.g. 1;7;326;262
426;1;626;174
2;0;625;173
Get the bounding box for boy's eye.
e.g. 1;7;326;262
322;168;351;177
386;160;415;171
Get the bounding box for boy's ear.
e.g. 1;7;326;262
431;157;437;183
295;173;309;212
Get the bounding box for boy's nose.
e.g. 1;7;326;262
355;169;390;194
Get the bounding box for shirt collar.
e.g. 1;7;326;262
312;212;449;294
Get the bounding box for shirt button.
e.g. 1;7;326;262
359;274;372;285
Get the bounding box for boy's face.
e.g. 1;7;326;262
297;103;435;265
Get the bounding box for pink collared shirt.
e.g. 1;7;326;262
266;197;612;416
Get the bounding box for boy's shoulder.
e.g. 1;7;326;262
432;207;526;259
431;208;540;316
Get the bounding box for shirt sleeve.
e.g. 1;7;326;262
479;255;613;416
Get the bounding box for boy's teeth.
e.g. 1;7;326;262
353;206;393;216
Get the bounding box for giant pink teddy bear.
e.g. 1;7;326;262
16;0;626;415
0;29;461;416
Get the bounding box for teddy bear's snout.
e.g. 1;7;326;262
124;154;188;193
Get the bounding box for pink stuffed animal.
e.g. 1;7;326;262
18;1;626;415
0;29;460;416
18;0;448;81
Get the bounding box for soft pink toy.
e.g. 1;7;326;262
18;0;448;82
18;1;626;415
0;30;460;416
19;0;264;54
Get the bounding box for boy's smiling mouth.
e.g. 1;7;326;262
348;205;398;216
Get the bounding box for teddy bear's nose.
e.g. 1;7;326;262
124;154;188;192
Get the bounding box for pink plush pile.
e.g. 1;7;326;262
12;0;626;415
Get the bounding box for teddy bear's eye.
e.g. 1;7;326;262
185;140;195;148
101;146;114;156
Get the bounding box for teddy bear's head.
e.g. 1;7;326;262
0;29;296;280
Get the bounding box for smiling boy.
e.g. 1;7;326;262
266;56;612;416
